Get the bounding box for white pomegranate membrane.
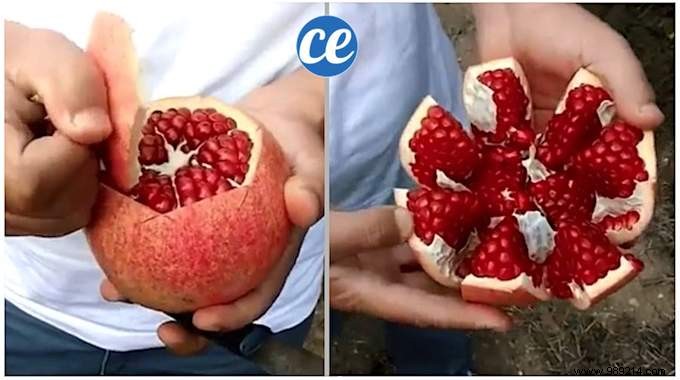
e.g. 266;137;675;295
396;58;654;309
128;107;252;213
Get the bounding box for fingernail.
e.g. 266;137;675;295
639;104;664;121
394;208;414;241
72;107;112;135
192;314;221;332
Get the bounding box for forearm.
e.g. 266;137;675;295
240;68;324;135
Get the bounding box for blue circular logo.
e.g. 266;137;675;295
296;16;358;77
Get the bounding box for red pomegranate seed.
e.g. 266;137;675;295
149;110;163;123
162;108;177;119
171;115;186;129
177;107;191;117
209;112;227;122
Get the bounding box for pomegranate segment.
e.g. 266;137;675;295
474;68;534;149
568;256;643;310
404;100;480;188
463;57;533;151
396;58;655;309
572;120;648;199
544;220;638;302
536;84;613;170
406;187;484;249
468;217;543;285
130;170;177;213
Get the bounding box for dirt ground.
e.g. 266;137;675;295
330;3;675;375
304;296;325;358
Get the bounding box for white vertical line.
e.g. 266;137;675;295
323;2;331;376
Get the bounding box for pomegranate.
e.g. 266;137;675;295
396;57;656;309
84;13;291;313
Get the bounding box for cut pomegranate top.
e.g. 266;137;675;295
125;105;256;213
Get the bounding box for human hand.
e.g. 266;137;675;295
101;68;324;355
238;68;325;229
5;21;111;236
330;206;512;331
472;3;664;130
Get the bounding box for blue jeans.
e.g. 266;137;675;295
5;301;312;375
331;311;472;375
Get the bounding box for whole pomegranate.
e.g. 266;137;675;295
85;13;291;313
396;58;656;309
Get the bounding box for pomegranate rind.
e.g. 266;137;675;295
461;274;549;307
88;12;146;190
568;256;641;310
463;57;532;134
86;128;290;313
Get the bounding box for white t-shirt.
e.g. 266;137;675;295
329;3;465;210
4;0;324;351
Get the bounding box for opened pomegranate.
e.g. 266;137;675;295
84;13;291;313
396;57;656;309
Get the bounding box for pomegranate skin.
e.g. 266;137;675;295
86;128;291;313
460;278;544;307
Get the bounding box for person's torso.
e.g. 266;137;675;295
329;3;468;209
4;0;323;351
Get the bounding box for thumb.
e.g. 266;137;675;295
330;206;413;262
285;174;323;229
5;21;112;144
583;29;664;129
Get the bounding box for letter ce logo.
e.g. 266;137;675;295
297;16;357;77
